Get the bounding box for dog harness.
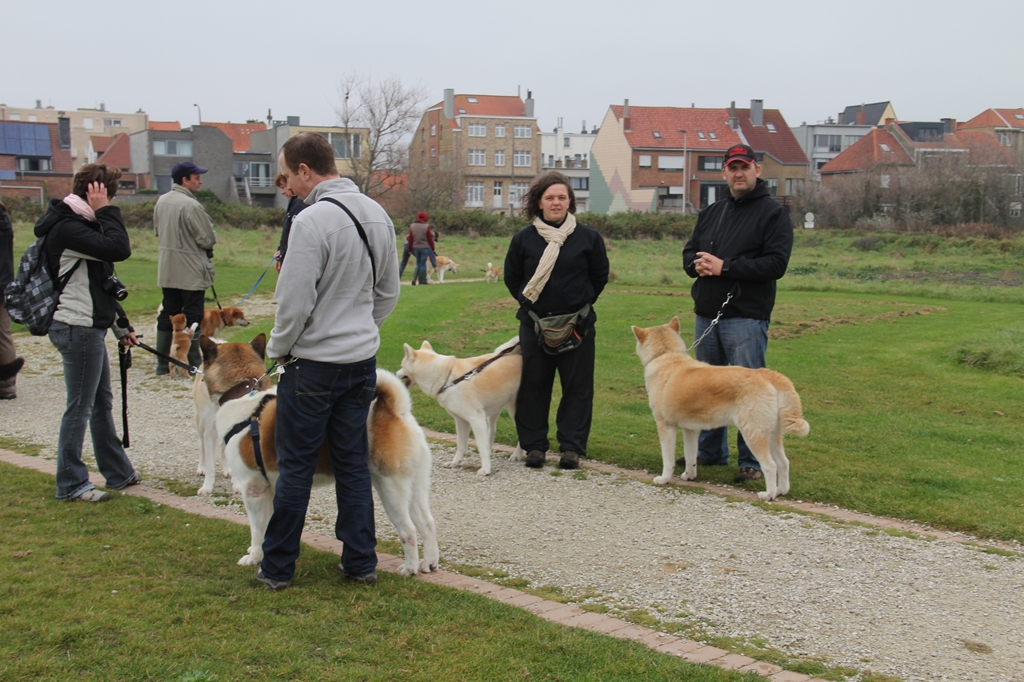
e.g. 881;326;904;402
223;393;276;481
438;341;521;394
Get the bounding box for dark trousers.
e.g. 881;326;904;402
412;248;431;284
514;321;595;456
260;357;378;582
156;288;205;332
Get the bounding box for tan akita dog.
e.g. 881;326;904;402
428;256;459;283
632;317;810;501
397;337;524;476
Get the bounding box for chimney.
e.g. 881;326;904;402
750;99;764;127
443;89;454;120
729;101;738;131
855;107;867;126
623;99;631;132
941;118;957;134
100;102;106;112
267;108;273;128
35;99;42;109
525;90;534;118
557;116;563;130
582;120;586;134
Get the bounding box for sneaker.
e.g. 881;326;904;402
558;451;580;470
0;394;14;400
113;471;142;490
734;466;763;483
74;489;111;503
336;564;378;585
255;568;291;591
524;450;546;468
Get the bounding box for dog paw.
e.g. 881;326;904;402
653;475;670;485
420;559;438;573
442;461;455;469
682;469;697;481
237;553;261;566
197;485;213;496
757;491;777;502
476;468;490;477
397;563;417;577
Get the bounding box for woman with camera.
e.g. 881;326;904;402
35;163;141;502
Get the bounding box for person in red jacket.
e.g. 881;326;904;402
407;211;435;285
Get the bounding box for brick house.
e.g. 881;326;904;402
0;121;75;202
408;90;540;215
958;108;1024;166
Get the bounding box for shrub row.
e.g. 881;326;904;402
393;209;698;240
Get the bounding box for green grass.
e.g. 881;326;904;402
0;463;756;682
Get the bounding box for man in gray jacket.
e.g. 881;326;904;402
256;133;399;591
152;161;217;373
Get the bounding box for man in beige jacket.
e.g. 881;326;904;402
153;161;217;373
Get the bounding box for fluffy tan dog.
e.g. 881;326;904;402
632;317;809;501
168;313;192;377
485;262;501;283
428;256;459;283
199;307;249;338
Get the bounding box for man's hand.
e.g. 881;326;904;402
86;182;109;211
119;332;139;348
694;251;724;277
274;250;282;273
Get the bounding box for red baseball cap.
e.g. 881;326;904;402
723;144;756;166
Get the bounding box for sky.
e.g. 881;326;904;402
4;0;1022;137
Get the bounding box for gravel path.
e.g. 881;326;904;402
2;295;1022;682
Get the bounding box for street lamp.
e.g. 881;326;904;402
679;130;688;213
194;103;202;125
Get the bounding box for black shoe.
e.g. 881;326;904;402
255;568;291;591
336;564;378;585
524;450;546;468
0;357;24;381
558;451;580;470
734;466;763;483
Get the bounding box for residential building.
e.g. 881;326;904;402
89;133;140;193
0;120;75;202
541;118;597;212
791;119;877;180
408;89;540;215
958;108;1024;165
249;116;369;208
589;99;807;214
837;102;897;127
0;101;149;171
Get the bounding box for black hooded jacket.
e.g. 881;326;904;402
34;200;132;332
682;178;793;321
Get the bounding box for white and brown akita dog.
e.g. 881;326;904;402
632;317;810;501
397;337;524;476
202;334;439;576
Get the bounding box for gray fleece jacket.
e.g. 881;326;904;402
267;177;399;363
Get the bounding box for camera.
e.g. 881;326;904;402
102;275;129;301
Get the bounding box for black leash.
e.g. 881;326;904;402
223;394;276;480
439;342;521;394
209;285;227;325
687;283;741;352
134;341;202;376
118;344;131;448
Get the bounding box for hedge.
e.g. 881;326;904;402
393;209;697;240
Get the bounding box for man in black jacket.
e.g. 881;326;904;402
682;144;794;483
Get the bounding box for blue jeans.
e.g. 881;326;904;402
48;322;137;500
260;357;378;582
693;316;769;470
412;248;431;284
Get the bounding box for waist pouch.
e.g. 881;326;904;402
527;303;590;355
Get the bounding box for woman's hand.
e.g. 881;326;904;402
119;332;139;348
86;182;110;211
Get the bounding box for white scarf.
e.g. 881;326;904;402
520;212;577;303
63;194;96;223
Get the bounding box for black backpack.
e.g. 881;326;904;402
3;232;80;336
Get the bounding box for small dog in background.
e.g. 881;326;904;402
485;262;501;283
199;307;249;338
169;314;193;377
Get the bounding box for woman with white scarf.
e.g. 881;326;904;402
35;164;142;502
504;172;609;470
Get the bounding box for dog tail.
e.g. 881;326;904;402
771;373;810;437
493;335;521;355
374;369;412;417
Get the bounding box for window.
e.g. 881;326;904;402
468;123;486;137
27;115;37;122
766;123;777;133
322;132;362;159
118;180;136;191
495;124;505;138
1016;114;1024;120
709;132;717;140
458;108;466;114
103;118;123;128
465;181;484;207
7;114;19;120
697;131;706;140
658;155;685;171
513;150;531;166
764;178;778;196
879;143;891;152
998;132;1013;147
249;162;271;187
844;135;863;148
509;181;530;205
785;178;803;195
514;125;531;138
652;131;661;139
1016;174;1023;195
17;157;51;172
638;154;652;168
880;174;891;188
814;135;841;152
82;117;93;130
430;124;436;137
468;149;486;166
816;160;828;170
698;156;722;171
1010;202;1022;218
153;139;193;156
563;137;571;148
570;176;588;191
466;97;478;104
574;153;582;168
494;150;505;166
431;146;436;158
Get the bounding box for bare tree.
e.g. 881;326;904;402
335;73;426;199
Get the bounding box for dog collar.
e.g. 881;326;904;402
219;379;262;406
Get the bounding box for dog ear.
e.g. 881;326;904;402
631;326;647;342
669;317;680;332
199;335;218;364
403;343;415;361
250;333;267;359
420;340;433;351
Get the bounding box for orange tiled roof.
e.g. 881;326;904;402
960;108;1024;130
736;108;808;164
96;133;131;170
149;121;180;131
204;121;267;152
90;135;116;154
820;129;913;173
609;105;741;150
426;94;532;131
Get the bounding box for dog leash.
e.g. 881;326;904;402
686;283;740;353
234;257;277;307
118;344;131;448
438;342;520;394
134;340;203;376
